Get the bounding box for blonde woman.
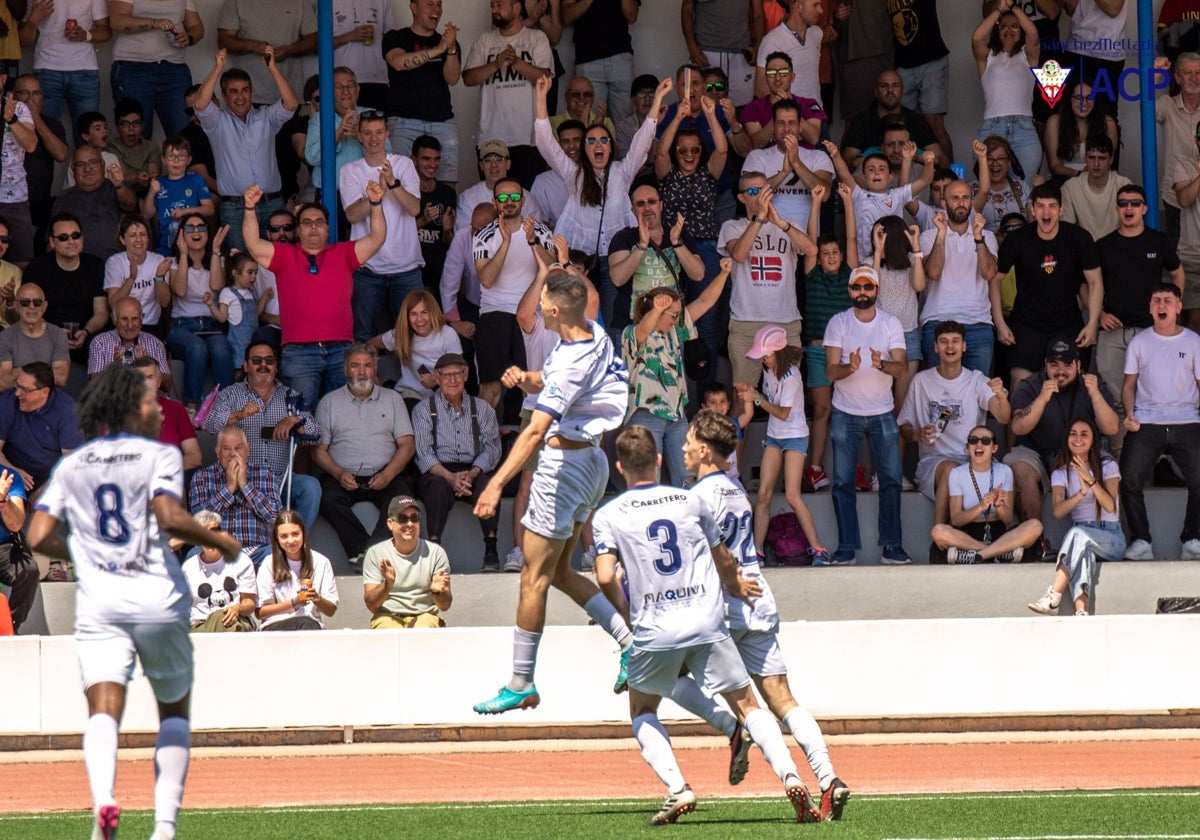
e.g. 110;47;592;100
369;289;462;403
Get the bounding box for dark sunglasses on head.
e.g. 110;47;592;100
705;81;727;91
1116;198;1145;208
52;231;83;241
183;223;208;233
306;254;319;275
967;435;995;445
585;136;611;145
267;223;296;233
17;298;44;307
495;192;522;203
249;355;277;365
391;514;421;524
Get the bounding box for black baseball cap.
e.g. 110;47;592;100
632;74;658;96
1045;338;1079;364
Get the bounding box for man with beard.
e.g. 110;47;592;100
919;180;1000;373
312;343;415;567
1005;338;1119;541
608;183;706;317
742;99;833;228
822;266;909;565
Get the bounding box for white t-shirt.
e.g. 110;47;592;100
104;252;171;326
464;27;554;147
29;0;105;71
918;225;997;326
534;323;628;443
742;146;832;229
339;155;423;274
1125;327;1200;425
592;484;728;651
331;0;394;86
218;286;256;326
1052;458;1120;524
520;312;557;412
690;470;778;634
897;366;997;460
822;308;906;416
852;184;913;256
182;550;257;622
171;265;214;318
756;23;822;102
381;324;463;399
718;218;801;323
36;435;189;627
763;365;809;440
112;0;196;64
948;461;1015;520
472;218;554;314
255;551;339;629
254;264;280;318
530;169;568;229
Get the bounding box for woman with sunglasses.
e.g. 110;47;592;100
167;214;232;415
930;425;1043;563
256;510;338;631
1028;419;1122;615
533;72;673;331
104;215;173;335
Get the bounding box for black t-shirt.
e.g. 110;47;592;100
998;222;1100;334
25;115;66;225
419;182;457;291
25;253;107;328
574;0;636;64
1011;370;1117;465
1097;227;1181;328
50;185;123;261
842;105;939;154
891;0;949;69
383;28;457;122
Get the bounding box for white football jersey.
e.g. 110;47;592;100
534;322;628;443
592;484;728;651
36;435;189;625
690;471;780;633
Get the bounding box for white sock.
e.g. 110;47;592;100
583;593;632;649
83;713;119;813
508;627;542;691
743;707;798;782
668;676;737;738
632;713;686;792
782;707;835;789
153;717;189;838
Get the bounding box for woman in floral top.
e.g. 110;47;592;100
623;262;730;486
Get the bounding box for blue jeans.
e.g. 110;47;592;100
1058;521;1124;605
920;321;996;375
110;60;193;140
278;472;321;535
166;316;234;404
387;117;460;182
576;52;634;124
978;115;1042;185
281;342;350;413
830;408;903;551
219;196;285;255
629;408;690;487
351;266;424;342
34;69;100;143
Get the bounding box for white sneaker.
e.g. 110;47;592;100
1028;587;1062;615
503;547;524;573
580;546;597;572
1124;539;1154;560
1182;539;1200;560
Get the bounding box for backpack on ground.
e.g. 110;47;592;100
764;511;811;567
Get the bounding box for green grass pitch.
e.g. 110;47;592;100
2;789;1198;839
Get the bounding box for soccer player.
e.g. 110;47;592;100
473;270;633;714
592;425;822;825
28;364;242;840
681;410;851;820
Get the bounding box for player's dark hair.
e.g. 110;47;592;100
544;271;587;317
616;425;659;475
934;320;966;339
270;510;313;583
690;409;738;460
77;363;148;438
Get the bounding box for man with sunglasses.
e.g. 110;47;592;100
550;76;616;138
0;283;70;390
742;52;825;150
25;213;109;364
455;139;543;233
362;495;452;629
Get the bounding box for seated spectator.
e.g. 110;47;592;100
0;468;36;631
1044;77;1119;183
50;147;137;262
182;510;257;632
142;136;215;256
167;213;233;413
203;342;322;532
312;344;416;565
550;76;617;137
530;119;583;229
930;425;1043;564
26;213;109;364
106;97;160;198
0;217;19;328
898;321;1010;525
615;74;658;159
840;70;947;170
189;426;281;567
971;135;1031;234
103;215;173;334
86;297;172;388
64;114;121;188
1061;137;1130;240
454;140;544;233
255;510;338;631
129;356;200;472
413;135;457;291
411;353;502;568
742;51;825;150
1119;284;1200;560
362;494;452;628
0;284;69;389
370;290;462;405
0;362;84;498
1006;338;1119;553
1029;419;1122;615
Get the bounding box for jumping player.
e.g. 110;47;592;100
29;364;242;840
473;270;633;714
682;409;851;820
592;425;821;825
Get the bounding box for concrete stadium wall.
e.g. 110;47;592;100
3;614;1198;735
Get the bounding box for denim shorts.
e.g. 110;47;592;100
764;436;809;454
805;344;830;388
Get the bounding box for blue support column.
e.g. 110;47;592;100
318;0;337;243
1139;0;1160;228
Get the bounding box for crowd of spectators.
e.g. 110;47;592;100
8;0;1200;634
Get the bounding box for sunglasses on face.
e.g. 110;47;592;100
743;186;763;196
585;136;611;145
306;254;319;275
568;91;594;99
249;355;277;365
633;197;660;208
1116;198;1145;208
391;514;421;524
17;298;44;307
52;231;83;241
763;69;791;78
677;145;701;155
481;154;507;163
967;436;996;445
183;223;208;233
267;223;296;233
848;283;876;292
495;192;522;203
705;81;727;91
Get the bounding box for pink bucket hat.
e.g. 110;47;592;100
746;324;788;359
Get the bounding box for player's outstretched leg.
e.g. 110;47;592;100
667;674;751;784
631;693;696;826
726;687;821;823
83;685;123;840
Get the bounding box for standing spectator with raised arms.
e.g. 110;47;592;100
363;495;452;628
971;0;1042;185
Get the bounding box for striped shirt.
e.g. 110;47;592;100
203;381;321;477
188;462;281;550
86;329;171;377
410;391;501;475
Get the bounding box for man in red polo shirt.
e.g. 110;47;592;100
241;178;387;410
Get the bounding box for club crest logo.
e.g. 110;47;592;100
1031;60;1071;108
